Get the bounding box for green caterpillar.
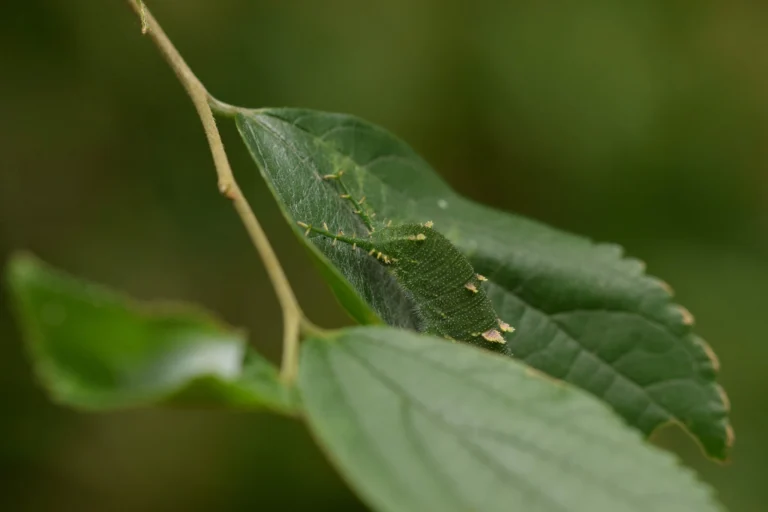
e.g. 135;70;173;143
298;171;514;348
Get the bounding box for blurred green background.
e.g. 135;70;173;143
1;0;766;510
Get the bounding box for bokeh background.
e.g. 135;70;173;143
1;0;766;510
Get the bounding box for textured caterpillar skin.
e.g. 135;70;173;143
367;225;503;345
302;221;511;349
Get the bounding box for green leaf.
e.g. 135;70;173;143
236;108;731;459
5;253;298;414
299;326;724;512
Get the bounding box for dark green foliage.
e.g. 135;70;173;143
236;108;732;460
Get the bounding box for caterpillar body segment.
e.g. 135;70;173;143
299;220;514;349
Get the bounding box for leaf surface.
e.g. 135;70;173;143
300;326;724;512
236;108;731;458
6;253;297;414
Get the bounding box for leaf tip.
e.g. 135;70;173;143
677;305;695;326
693;337;721;373
718;386;731;414
726;423;735;450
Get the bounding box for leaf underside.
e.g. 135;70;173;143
6;253;298;414
236;108;731;459
299;327;723;512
